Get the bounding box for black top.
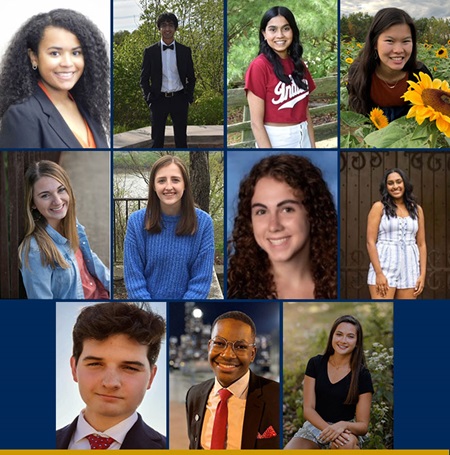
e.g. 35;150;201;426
305;354;374;423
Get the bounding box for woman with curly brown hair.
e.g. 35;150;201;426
0;9;109;148
227;153;337;299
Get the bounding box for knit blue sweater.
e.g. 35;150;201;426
123;207;215;299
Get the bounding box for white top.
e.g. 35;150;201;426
68;410;138;449
160;40;184;93
201;370;250;450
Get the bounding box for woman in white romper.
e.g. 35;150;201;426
367;168;426;299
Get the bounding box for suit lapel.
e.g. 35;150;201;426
56;416;79;449
192;379;214;448
241;371;264;449
34;87;81;148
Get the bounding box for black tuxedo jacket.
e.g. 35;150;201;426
140;41;196;104
185;370;280;449
56;413;166;449
0;85;108;149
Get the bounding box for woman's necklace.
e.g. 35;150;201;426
377;70;405;89
384;79;400;89
329;359;350;370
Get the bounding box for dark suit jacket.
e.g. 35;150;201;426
0;85;108;149
56;413;166;449
140;41;196;104
185;371;280;449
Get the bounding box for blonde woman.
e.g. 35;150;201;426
19;160;109;299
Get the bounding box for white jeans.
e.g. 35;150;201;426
262;121;311;148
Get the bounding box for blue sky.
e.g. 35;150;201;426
341;0;450;19
114;0;143;32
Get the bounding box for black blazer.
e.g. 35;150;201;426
56;413;166;449
185;370;280;449
140;41;196;104
0;85;108;149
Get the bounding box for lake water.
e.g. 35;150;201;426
114;172;149;199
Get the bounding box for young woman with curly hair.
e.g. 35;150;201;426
245;6;315;148
367;168;426;299
347;8;432;122
227;153;337;299
0;9;109;148
285;315;373;449
19;160;110;299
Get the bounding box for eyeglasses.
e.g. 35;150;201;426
209;336;256;354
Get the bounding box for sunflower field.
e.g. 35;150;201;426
340;37;450;148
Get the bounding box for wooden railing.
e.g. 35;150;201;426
113;197;147;263
227;75;337;147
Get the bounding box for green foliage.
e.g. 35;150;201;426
341;14;450;45
113;0;223;132
227;0;337;85
188;91;224;125
364;344;394;449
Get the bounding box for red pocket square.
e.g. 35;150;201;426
257;426;277;439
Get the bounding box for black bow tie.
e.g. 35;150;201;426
163;44;174;51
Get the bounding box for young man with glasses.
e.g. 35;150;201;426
140;12;196;148
185;310;280;449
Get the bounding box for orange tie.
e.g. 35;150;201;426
210;388;233;449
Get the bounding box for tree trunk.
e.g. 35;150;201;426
189;152;210;213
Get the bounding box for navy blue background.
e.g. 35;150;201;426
0;299;449;449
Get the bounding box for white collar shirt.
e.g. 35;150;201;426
160;40;184;93
201;370;250;450
68;410;138;449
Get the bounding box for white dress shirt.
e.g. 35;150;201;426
68;410;138;449
160;40;184;93
201;370;250;450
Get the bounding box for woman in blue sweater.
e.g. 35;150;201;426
123;155;215;299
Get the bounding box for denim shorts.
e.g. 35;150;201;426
293;421;366;449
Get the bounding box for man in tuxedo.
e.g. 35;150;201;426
56;302;166;449
140;12;196;148
185;311;280;449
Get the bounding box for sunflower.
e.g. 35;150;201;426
436;47;448;58
402;71;450;137
345;57;354;64
369;107;389;129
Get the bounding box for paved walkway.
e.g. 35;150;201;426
60;151;110;267
114;125;224;149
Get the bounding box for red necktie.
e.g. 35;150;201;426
210;388;233;449
87;433;116;450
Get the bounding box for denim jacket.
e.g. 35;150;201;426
20;222;110;300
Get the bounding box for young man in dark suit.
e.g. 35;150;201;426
56;302;166;449
140;12;195;148
185;311;280;449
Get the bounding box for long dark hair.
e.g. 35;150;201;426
380;168;418;219
144;155;198;235
227;154;337;299
258;6;307;90
348;8;418;115
0;9;109;130
324;315;367;405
